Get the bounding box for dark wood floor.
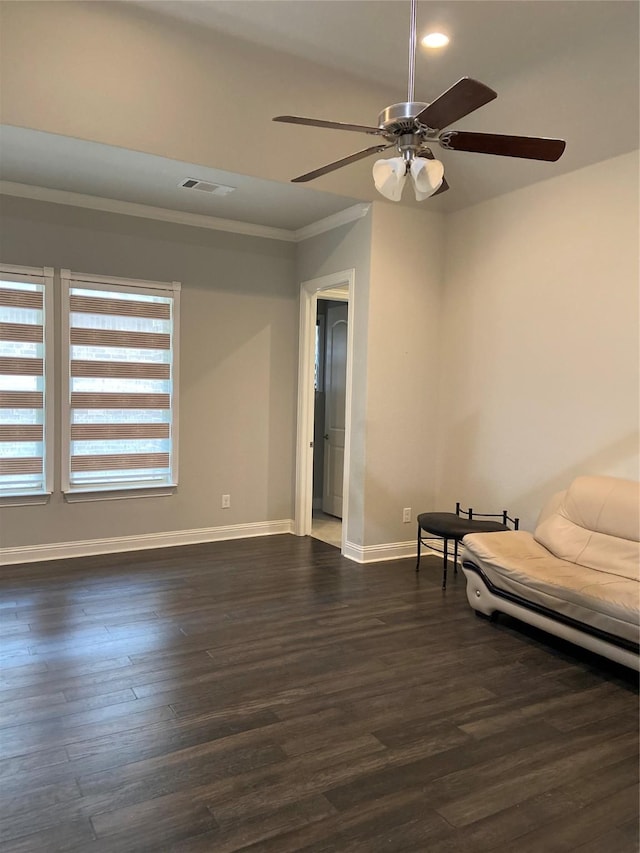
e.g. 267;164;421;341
0;534;637;852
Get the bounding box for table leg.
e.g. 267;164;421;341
442;538;448;589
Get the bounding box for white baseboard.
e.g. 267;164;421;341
342;539;416;563
0;519;295;565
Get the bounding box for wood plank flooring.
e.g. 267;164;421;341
0;534;637;852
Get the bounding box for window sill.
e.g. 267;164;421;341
0;492;52;508
63;485;177;503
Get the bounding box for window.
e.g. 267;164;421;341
0;264;54;500
61;270;180;496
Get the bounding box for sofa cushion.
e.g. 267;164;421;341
533;476;640;581
462;529;639;643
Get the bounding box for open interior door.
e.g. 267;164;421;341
322;302;348;518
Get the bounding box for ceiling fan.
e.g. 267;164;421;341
273;0;566;199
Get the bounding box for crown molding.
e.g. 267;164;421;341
294;203;371;242
0;181;296;243
0;181;371;245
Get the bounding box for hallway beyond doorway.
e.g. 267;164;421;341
311;509;342;548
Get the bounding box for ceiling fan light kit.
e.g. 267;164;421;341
373;156;444;202
273;0;566;199
373;157;407;202
411;157;445;200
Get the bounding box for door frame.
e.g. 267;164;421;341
295;269;355;552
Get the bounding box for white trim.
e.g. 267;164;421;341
0;182;296;243
0;492;51;508
60;272;71;494
342;540;416;563
1;182;369;245
295;204;371;242
42;267;55;497
0;263;54;498
295;287;317;536
61;269;180;294
0;263;54;280
63;485;176;502
171;281;180;489
0;519;295;565
295;270;355;555
319;286;349;301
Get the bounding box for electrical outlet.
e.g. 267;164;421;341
221;494;231;508
403;507;411;523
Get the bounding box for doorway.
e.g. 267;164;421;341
312;299;348;548
294;270;355;553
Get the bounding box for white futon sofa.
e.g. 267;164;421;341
461;475;640;670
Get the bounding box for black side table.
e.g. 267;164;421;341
416;503;519;589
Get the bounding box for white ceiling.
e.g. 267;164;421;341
136;0;638;97
1;0;638;229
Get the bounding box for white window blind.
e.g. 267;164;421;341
62;271;180;494
0;265;53;498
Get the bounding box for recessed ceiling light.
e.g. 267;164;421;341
422;32;449;48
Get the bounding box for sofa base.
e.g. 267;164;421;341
462;562;640;672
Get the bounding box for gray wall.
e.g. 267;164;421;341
0;196;298;547
2;153;637;553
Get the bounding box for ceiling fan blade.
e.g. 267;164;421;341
415;78;497;130
439;131;566;161
274;115;384;135
291;144;392;183
432;176;449;196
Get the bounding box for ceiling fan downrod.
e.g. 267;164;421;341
407;0;418;103
395;0;423;170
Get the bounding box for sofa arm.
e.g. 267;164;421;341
462;529;551;571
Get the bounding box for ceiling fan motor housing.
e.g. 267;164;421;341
377;102;429;134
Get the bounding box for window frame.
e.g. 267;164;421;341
61;269;180;501
0;263;54;506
